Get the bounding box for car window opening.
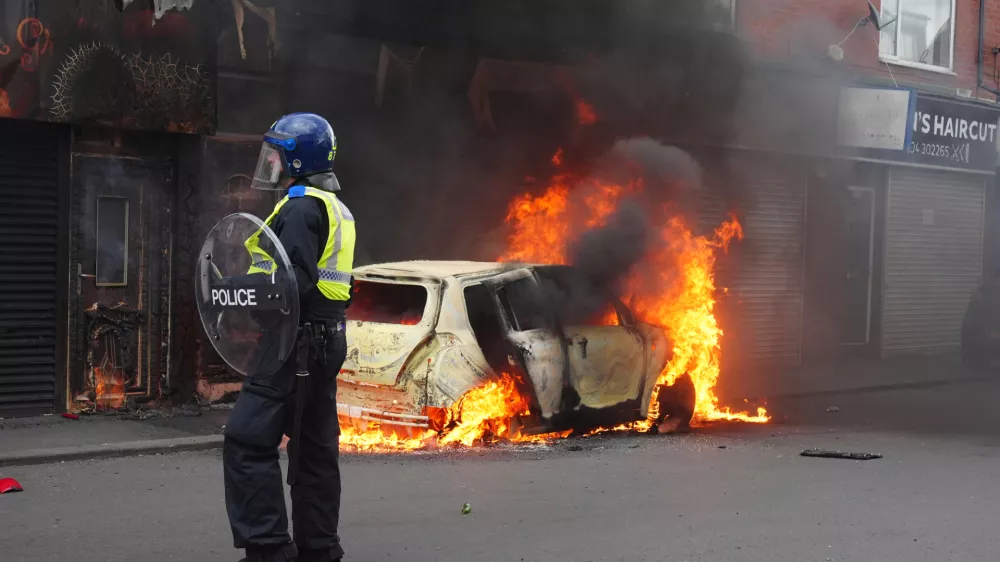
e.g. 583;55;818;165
499;278;547;331
350;280;427;325
532;266;626;327
583;302;621;327
464;284;509;373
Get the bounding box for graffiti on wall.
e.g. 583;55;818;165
0;2;215;132
0;16;54;118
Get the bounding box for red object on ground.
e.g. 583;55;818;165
0;477;23;494
61;413;79;420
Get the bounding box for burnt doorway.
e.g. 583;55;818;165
70;155;172;410
843;186;875;346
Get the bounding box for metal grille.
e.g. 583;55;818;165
0;122;61;415
883;167;985;356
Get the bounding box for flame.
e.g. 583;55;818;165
337;374;568;453
0;89;11;117
93;367;126;409
397;314;421;326
499;148;768;425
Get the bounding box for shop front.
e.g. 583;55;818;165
832;89;999;359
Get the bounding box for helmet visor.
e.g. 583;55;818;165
250;142;287;191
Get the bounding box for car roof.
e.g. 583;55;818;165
354;260;537;280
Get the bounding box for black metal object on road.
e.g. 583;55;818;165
800;449;883;461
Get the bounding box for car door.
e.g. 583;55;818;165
481;269;568;422
562;298;648;410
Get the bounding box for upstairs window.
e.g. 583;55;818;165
879;0;955;72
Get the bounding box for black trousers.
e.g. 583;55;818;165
223;329;347;560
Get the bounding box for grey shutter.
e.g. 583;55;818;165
883;167;985;355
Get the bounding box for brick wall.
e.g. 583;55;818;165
738;0;1000;99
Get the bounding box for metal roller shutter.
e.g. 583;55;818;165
734;163;806;364
883;167;985;355
0;121;61;415
698;155;806;365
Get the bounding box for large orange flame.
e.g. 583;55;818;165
499;154;768;425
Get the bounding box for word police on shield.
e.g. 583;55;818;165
211;287;258;307
195;212;300;377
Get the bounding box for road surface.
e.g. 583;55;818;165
2;379;1000;562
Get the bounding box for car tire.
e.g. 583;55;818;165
655;373;696;433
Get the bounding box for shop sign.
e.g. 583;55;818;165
839;89;1000;173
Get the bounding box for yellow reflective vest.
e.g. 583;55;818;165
244;186;356;301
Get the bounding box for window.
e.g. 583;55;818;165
879;0;954;71
349;281;427;325
95;197;129;287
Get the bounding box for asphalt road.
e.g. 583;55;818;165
3;380;1000;562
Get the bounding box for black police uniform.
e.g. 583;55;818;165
223;189;347;562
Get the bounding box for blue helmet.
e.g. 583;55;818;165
250;113;338;191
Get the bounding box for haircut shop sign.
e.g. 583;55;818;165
837;87;1000;173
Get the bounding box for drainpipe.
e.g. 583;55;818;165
978;0;1000;100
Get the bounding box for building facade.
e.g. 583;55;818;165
723;0;1000;366
1;0;995;416
0;1;220;415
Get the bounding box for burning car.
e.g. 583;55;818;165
336;260;696;439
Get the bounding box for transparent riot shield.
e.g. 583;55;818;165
195;213;299;377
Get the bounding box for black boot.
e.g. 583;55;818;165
297;546;343;562
239;543;298;562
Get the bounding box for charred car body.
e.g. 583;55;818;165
337;261;695;436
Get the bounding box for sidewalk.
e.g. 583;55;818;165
0;406;231;468
1;354;992;468
717;352;993;404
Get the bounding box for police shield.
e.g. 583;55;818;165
195;212;299;377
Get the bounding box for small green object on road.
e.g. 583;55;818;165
462;502;471;515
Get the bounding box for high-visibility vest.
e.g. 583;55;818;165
244;185;356;301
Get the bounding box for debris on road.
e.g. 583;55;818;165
61;413;79;420
826;406;841;413
462;502;472;515
800;449;882;461
0;476;23;494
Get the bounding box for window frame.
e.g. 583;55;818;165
879;0;957;74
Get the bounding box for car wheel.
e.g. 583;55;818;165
655;373;696;434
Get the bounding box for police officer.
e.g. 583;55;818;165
224;113;355;562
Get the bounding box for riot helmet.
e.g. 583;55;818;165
251;113;339;191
